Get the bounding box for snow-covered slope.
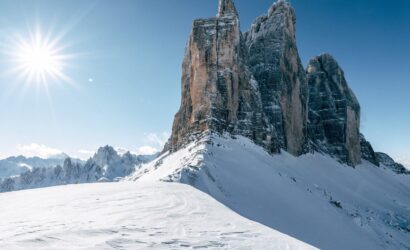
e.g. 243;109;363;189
0;181;315;250
131;133;410;250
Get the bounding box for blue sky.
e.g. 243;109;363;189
0;0;408;163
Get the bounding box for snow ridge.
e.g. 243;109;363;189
131;133;410;250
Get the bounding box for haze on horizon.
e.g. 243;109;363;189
0;0;408;166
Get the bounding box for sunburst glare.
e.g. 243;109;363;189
7;26;76;89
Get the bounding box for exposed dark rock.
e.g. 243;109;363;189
217;0;237;17
244;0;308;156
306;53;361;166
360;134;379;166
376;152;409;174
168;0;388;168
170;0;306;156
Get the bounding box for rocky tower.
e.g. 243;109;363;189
244;1;308;155
169;0;377;167
170;0;273;152
217;0;237;17
306;54;361;166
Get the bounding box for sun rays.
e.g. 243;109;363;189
7;26;76;89
0;24;81;116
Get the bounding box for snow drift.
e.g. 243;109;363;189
0;181;315;250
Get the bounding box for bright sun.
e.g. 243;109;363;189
9;27;73;86
19;42;60;77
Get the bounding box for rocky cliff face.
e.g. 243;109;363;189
170;0;306;155
169;0;391;167
170;0;274;153
360;134;379;166
306;54;361;166
376;152;409;175
244;0;308;156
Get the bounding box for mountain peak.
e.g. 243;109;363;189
169;0;383;167
217;0;238;17
95;145;117;156
92;145;120;166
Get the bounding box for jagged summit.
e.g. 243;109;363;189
245;0;306;156
168;0;401;167
306;53;362;166
0;146;154;193
93;145;120;166
307;53;361;115
170;0;306;158
217;0;238;17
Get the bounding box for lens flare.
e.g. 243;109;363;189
8;26;75;88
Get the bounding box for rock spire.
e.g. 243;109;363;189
217;0;238;17
306;54;361;166
168;0;380;167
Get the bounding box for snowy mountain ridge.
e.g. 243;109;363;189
0;145;154;193
130;132;410;250
1;134;408;249
0;155;83;179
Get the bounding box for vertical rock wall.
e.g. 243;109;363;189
306;54;361;166
169;0;378;167
170;0;273;152
244;1;308;156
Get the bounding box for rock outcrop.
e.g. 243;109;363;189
168;0;395;167
359;134;379;166
170;0;274;153
170;0;306;155
376;152;409;174
306;54;361;166
244;0;308;156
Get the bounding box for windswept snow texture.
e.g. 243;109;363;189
0;182;315;250
132;134;410;250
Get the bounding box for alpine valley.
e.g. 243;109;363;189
0;1;409;249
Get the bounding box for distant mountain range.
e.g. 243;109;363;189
0;154;83;179
0;146;156;192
